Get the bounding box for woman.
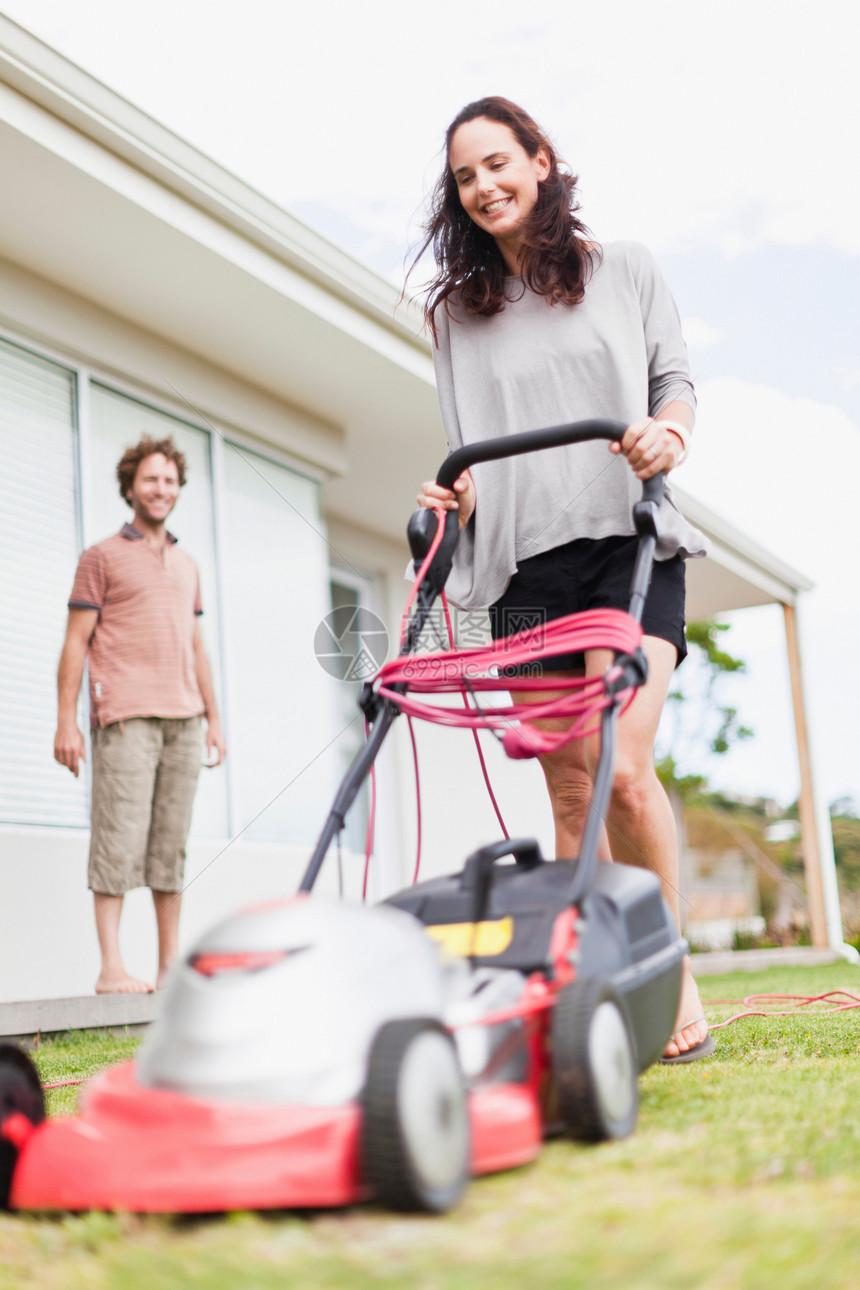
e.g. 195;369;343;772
413;97;713;1063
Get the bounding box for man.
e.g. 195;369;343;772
53;436;226;993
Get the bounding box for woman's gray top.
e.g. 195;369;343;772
432;240;708;610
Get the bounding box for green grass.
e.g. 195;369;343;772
31;1029;142;1119
2;963;859;1290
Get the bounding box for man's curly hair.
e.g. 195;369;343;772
116;436;187;503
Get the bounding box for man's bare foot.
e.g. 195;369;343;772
663;958;709;1059
95;972;154;994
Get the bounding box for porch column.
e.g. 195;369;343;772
782;601;841;949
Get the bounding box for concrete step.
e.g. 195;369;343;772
0;993;160;1044
692;946;846;975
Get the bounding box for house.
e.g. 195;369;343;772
0;15;847;1009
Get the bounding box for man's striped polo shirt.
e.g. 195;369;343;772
69;523;205;728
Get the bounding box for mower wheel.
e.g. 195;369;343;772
361;1018;470;1213
0;1044;45;1209
552;976;638;1142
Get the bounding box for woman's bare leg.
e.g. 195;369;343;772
517;639;708;1058
584;637;707;1057
514;670;612;861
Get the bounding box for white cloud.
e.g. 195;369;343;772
682;318;727;352
837;366;860;393
680;377;860;803
682;377;859;575
556;2;860;257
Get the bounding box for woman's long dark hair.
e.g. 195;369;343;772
410;97;598;335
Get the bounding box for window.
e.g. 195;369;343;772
219;443;339;844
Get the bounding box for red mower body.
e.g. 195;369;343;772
9;1061;543;1212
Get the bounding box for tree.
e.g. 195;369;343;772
831;809;860;891
655;619;753;799
830;806;860;940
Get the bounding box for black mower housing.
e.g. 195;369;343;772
386;843;686;1072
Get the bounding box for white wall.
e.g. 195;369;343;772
0;828;371;1002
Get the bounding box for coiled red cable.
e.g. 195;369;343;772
380;602;643;760
387;508;644;760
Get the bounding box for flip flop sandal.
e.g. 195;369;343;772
659;1012;716;1065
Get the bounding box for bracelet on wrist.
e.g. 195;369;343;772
658;418;691;466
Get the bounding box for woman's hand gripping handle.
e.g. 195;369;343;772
611;416;690;480
416;468;476;530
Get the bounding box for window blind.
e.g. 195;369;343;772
0;339;90;826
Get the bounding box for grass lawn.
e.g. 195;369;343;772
2;962;859;1290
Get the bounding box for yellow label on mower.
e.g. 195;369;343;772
425;917;514;958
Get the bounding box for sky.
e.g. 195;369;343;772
3;0;859;810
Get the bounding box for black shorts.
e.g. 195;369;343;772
488;534;687;672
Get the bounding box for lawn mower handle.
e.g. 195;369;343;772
435;419;665;620
438;417;661;504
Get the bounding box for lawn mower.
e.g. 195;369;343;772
0;419;687;1215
